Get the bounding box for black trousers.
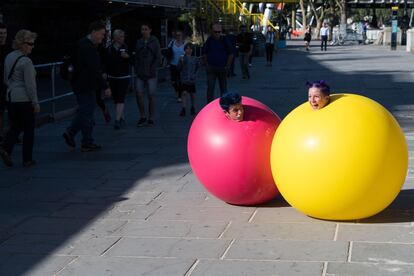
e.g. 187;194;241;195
169;65;181;98
321;35;328;51
265;43;274;62
3;102;35;162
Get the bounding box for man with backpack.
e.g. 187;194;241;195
135;22;161;127
203;23;233;103
62;21;111;152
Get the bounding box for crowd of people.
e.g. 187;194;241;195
0;20;282;168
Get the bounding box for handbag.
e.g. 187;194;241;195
7;55;25;102
161;40;174;61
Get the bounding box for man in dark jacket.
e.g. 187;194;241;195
63;21;111;152
0;22;10;142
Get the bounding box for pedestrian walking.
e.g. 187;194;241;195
104;29;130;130
168;30;186;102
62;21;111;152
265;25;276;66
0;23;11;143
236;24;253;79
320;23;329;51
135;22;161;127
0;29;39;167
178;43;199;117
304;26;312;51
226;28;237;77
96;43;111;124
202;23;233;103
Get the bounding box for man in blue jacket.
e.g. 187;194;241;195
203;23;233;103
63;21;111;152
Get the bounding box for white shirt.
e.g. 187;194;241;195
169;41;185;66
320;26;329;36
266;32;275;44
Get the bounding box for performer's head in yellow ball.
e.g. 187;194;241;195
271;83;408;221
307;80;330;110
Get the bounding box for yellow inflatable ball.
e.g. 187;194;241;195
271;94;408;220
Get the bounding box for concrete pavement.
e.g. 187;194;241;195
1;40;414;276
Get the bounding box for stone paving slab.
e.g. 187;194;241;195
351;242;414;264
58;256;195;276
326;262;414;276
0;254;76;276
225;240;349;262
105;237;231;259
192;260;324;276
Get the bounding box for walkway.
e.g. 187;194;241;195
1;40;414;275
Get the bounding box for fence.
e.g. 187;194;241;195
33;45;204;121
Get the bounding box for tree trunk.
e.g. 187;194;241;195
299;0;307;31
292;10;296;30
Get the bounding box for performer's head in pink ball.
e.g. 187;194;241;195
187;94;281;205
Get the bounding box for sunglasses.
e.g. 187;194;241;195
214;31;222;34
24;42;35;46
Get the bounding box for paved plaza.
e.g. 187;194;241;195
1;40;414;275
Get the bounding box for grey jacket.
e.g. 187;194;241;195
135;36;161;80
3;50;39;107
178;55;199;85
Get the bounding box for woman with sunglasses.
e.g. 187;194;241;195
307;80;330;110
0;29;39;167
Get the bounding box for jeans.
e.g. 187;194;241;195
206;65;227;103
136;77;157;96
3;102;35;162
67;91;96;145
239;53;250;78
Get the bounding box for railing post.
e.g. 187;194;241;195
51;63;56;121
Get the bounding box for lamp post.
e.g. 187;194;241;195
371;0;378;28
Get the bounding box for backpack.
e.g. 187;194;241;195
60;45;78;81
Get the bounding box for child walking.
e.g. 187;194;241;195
178;43;199;116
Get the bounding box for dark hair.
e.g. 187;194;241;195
220;92;242;112
88;21;106;33
141;22;152;29
0;23;7;29
184;42;193;50
306;80;330;96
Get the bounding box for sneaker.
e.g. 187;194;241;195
147;119;154;126
23;160;36;167
136;118;147;127
0;149;13;167
81;143;102;152
120;118;126;127
63;132;76;148
190;107;196;115
179;108;186;117
104;111;111;123
114;120;121;130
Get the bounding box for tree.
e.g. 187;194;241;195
335;0;347;26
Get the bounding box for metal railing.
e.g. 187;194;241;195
34;45;204;120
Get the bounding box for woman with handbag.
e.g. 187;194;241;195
0;29;39;167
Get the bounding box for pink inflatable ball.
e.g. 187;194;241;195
187;96;281;205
